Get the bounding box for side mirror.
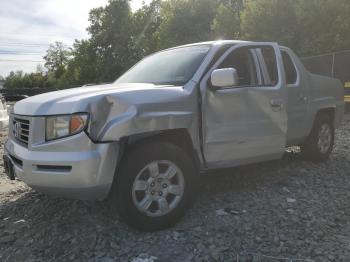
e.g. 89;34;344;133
210;68;239;88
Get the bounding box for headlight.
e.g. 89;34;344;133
46;113;89;141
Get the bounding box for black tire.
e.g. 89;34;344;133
301;114;334;162
109;141;197;231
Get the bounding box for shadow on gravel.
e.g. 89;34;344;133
198;151;304;196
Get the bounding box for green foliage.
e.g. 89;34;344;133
132;0;162;55
241;0;350;56
44;42;71;78
4;0;350;89
295;0;350;55
3;70;57;89
212;3;241;39
156;0;217;49
87;0;136;82
241;0;298;48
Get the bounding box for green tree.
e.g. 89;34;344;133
58;40;101;88
211;2;241;39
241;0;299;51
44;42;71;78
241;0;350;56
132;0;162;56
87;0;136;82
62;0;161;86
296;0;350;55
4;71;24;89
156;0;218;49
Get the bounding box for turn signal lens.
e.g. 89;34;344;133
70;115;87;134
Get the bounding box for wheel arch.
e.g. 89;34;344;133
315;107;335;124
304;107;335;141
114;128;202;180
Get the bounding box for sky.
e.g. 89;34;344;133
0;0;152;77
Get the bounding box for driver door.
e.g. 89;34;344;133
200;44;287;168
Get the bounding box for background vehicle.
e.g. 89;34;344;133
0;88;58;102
2;94;29;102
0;94;9;129
4;41;344;231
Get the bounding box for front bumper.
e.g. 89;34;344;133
4;131;119;200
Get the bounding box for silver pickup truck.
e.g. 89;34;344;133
4;40;344;231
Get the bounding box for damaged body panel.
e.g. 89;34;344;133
12;82;200;142
200;43;289;168
86;84;197;142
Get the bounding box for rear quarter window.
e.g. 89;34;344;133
282;51;298;85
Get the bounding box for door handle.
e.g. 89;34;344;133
270;99;283;111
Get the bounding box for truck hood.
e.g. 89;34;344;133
13;83;187;116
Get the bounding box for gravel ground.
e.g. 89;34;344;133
1;113;350;262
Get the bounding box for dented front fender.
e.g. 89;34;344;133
83;84;197;142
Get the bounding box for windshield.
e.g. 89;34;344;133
115;45;211;86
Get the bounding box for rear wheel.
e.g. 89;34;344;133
301;114;334;162
109;141;197;231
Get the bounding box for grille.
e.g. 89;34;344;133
12;117;30;146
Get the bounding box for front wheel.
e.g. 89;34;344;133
109;141;197;231
301;114;334;162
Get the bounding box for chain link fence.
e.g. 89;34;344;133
302;50;350;103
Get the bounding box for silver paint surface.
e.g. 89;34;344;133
6;40;345;199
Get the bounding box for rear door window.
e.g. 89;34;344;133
256;47;279;86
